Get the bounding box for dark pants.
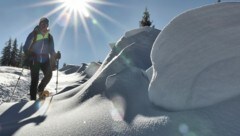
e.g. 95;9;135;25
30;60;52;100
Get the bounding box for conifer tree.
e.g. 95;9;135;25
0;38;12;66
10;38;19;67
139;8;152;27
18;44;24;67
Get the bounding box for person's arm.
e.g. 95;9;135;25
23;32;34;54
49;34;61;60
49;34;56;56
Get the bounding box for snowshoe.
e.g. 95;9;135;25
38;90;50;100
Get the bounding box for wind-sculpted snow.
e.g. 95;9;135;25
75;27;161;103
149;2;240;110
102;26;160;70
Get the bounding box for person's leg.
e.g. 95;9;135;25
30;62;40;100
38;60;52;93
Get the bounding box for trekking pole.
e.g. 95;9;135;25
8;67;24;102
55;59;59;94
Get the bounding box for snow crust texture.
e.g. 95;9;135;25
149;3;240;110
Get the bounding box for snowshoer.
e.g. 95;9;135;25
23;17;61;100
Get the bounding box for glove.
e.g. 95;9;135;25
55;51;61;59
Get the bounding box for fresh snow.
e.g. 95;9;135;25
1;2;240;136
149;2;240;111
84;62;101;77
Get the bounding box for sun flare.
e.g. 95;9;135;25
61;0;90;17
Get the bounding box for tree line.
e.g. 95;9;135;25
0;38;24;67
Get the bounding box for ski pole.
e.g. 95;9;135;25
8;67;24;102
55;59;59;93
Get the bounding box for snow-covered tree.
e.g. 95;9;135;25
0;38;12;66
139;8;152;27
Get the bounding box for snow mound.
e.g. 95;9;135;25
84;62;101;77
103;26;160;70
149;2;240;110
71;26;160;106
124;26;157;38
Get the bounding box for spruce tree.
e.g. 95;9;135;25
18;44;24;67
10;38;19;67
139;8;152;27
0;38;12;66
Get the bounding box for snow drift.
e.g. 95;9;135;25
149;2;240;110
72;26;160;104
102;26;160;70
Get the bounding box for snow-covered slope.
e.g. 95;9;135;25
149;2;240;111
0;63;93;104
0;67;30;103
59;64;87;74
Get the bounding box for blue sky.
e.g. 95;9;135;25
0;0;237;66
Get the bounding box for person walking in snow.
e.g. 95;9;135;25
23;17;61;100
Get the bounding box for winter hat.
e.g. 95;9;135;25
39;17;49;25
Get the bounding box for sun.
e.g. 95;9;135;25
61;0;90;17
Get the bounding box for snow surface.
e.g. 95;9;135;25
146;66;153;81
1;3;240;136
149;2;240;111
103;26;160;70
84;62;101;78
0;67;30;103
